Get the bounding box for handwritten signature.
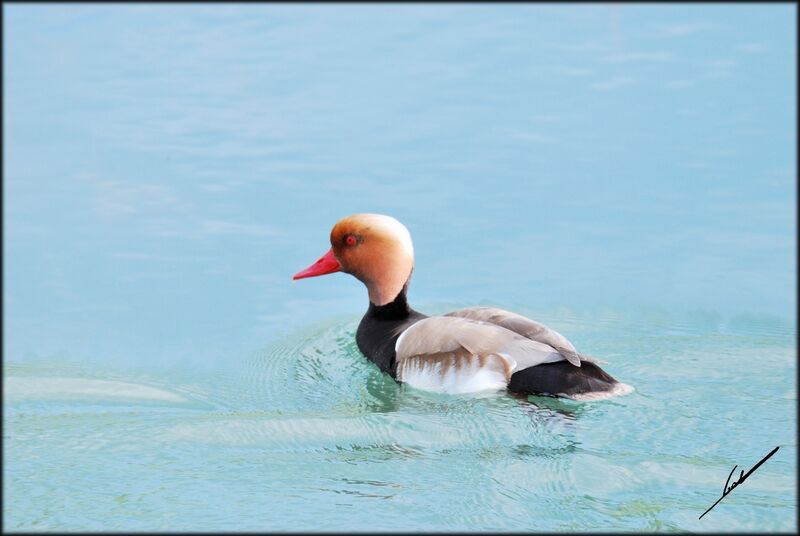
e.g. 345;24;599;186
699;446;780;520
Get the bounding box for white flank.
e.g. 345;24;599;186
398;354;512;394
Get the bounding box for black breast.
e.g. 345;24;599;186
355;288;426;378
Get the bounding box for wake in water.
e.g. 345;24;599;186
7;312;793;532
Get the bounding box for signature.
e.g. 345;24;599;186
699;446;780;520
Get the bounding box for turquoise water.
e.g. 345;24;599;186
4;4;796;532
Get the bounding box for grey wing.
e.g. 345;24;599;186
445;307;602;367
395;316;564;378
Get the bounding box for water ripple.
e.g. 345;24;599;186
5;311;795;531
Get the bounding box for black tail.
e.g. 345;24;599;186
507;361;620;399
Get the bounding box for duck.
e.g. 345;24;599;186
293;213;632;400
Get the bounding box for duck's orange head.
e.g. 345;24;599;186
293;214;415;306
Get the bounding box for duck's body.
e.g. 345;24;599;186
294;214;631;400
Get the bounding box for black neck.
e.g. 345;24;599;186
366;286;412;321
357;284;425;377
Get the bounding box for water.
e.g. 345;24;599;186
4;4;796;532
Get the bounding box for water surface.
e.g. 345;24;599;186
4;4;797;532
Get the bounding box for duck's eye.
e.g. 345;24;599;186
345;235;357;246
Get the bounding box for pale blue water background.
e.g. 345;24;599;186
4;3;797;532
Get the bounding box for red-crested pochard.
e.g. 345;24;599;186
293;214;632;400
